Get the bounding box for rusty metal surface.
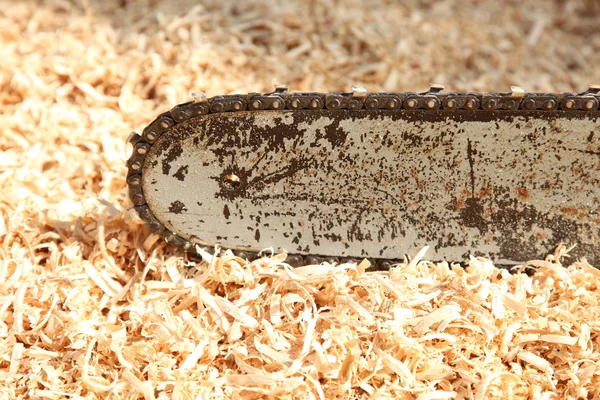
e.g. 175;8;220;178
128;87;600;266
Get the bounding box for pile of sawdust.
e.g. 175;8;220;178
1;0;600;398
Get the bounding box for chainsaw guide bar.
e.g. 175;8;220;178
127;85;600;268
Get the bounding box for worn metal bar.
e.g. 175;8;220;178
128;87;600;267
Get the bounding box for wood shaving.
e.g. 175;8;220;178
1;0;600;398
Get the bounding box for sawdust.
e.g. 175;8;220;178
1;0;600;398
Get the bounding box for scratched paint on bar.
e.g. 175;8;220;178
140;109;600;264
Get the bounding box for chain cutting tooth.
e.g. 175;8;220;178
191;91;208;103
581;84;600;95
273;84;289;94
428;83;444;94
127;131;141;145
510;86;525;99
482;87;523;110
351;85;367;99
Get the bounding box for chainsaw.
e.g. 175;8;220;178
127;85;600;268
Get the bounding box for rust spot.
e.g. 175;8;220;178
173;165;189;181
223;204;230;219
478;184;493;199
460;198;488;231
161;144;183;176
561;206;586;219
536;231;550;240
515;187;529;201
169;200;187;214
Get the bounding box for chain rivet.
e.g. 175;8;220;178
272;100;281;109
310;99;320;109
406;99;417;108
585;100;595;109
564;99;575;109
366;98;378;108
291;99;300;108
349;100;360;109
484;99;497;110
132;193;144;204
128;175;141;186
328;98;341;109
523;99;536;110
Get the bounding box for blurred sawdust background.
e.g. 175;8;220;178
2;0;600;398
